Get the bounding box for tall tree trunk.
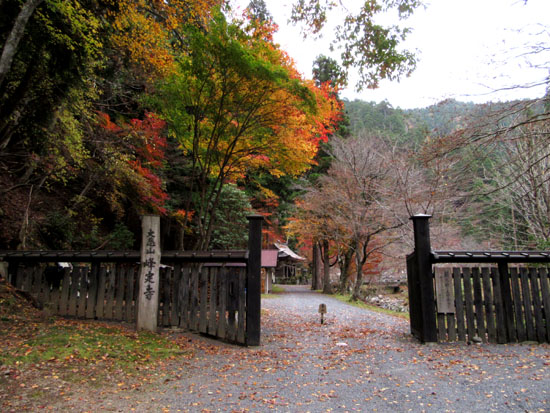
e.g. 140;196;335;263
322;239;331;294
352;256;363;301
17;184;33;250
338;247;354;293
0;0;44;88
352;239;369;301
311;241;322;290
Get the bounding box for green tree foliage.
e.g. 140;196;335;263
246;0;273;24
211;184;252;249
290;0;422;90
312;55;347;89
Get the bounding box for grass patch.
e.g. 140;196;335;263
332;293;409;320
0;319;190;369
261;284;285;298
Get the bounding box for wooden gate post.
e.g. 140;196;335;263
246;215;263;346
411;214;437;343
137;215;161;332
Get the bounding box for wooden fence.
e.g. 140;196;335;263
407;215;550;344
5;258;250;343
1;216;263;346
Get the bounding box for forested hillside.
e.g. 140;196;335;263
343;97;550;251
288;95;550;294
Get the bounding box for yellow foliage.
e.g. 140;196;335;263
109;0;221;80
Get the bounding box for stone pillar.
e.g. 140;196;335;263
137;215;161;332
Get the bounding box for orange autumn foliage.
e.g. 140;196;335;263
109;0;221;80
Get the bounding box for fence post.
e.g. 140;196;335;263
246;215;263;346
137;215;161;332
411;214;437;343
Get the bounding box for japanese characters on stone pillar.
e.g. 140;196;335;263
137;215;161;332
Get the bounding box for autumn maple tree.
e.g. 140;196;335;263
153;10;342;249
289;135;409;297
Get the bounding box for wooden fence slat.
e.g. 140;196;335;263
510;268;526;342
104;266;116;319
199;267;208;334
462;268;476;342
157;267;170;327
208;268;218;335
59;267;71;316
125;266;135;322
30;266;41;297
446;313;456;342
520;268;536;341
18;266;27;291
77;267;89;318
22;266;32;292
482;267;497;343
498;263;515;342
453;268;465;342
237;268;246;344
437;313;446;342
115;266;126;320
39;266;50;305
170;264;180;327
435;268;455;342
28;266;37;295
179;267;190;329
68;267;80;316
490;267;507;344
227;272;237;342
186;266;193;329
96;266;107;319
164;268;176;326
218;268;227;339
14;265;25;289
539;268;550;342
19;266;28;291
86;264;98;319
472;268;486;342
190;266;199;331
164;267;173;327
529;268;545;343
49;276;61;314
133;266;140;319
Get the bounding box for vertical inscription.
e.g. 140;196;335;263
137;215;161;331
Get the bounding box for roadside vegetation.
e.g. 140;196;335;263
332;293;410;320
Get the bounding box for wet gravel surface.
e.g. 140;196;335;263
54;285;550;412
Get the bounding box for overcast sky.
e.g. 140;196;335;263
232;0;550;109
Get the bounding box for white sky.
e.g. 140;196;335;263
232;0;550;109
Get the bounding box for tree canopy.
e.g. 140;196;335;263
0;0;344;250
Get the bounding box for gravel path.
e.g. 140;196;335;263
58;285;550;412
